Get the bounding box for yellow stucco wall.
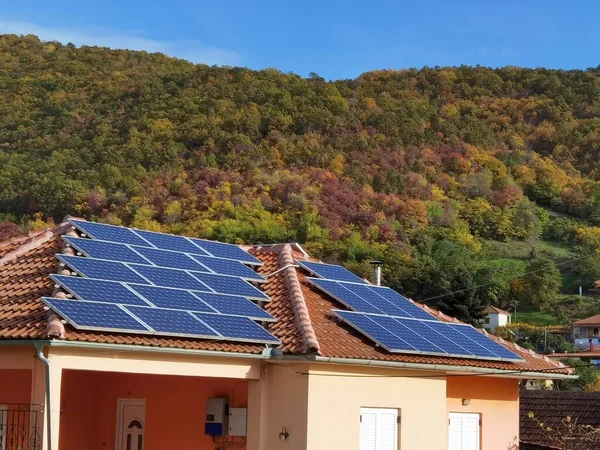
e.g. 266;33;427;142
447;376;520;450
304;364;448;450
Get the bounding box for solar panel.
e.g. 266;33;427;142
126;306;219;337
133;229;209;255
129;265;208;290
64;236;149;264
193;312;279;344
189;238;262;265
192;292;274;321
191;272;269;301
366;286;436;320
58;255;149;284
43;298;150;332
128;284;214;312
308;278;386;314
299;260;366;284
70;219;151;247
132;246;207;271
333;310;522;361
51;275;150;306
334;310;418;351
191;255;265;282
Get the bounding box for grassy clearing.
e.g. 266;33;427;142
516;311;562;326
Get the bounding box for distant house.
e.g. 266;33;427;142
572;314;600;349
0;218;574;450
483;305;511;333
520;390;600;449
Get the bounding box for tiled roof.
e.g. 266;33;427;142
520;390;600;448
574;314;600;326
484;305;510;315
0;221;572;375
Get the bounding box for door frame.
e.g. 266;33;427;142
115;399;146;450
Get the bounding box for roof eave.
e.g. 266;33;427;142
272;354;577;380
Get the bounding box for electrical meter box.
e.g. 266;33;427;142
228;408;247;436
205;398;229;436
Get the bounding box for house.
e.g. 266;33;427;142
482;306;512;333
520;390;600;449
572;314;600;349
0;218;574;450
547;345;600;367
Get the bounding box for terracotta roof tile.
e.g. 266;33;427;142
520;390;600;447
0;222;573;374
574;314;600;326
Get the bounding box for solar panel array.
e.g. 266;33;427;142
305;264;522;362
44;219;278;345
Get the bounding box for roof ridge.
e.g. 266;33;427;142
278;244;320;354
0;222;72;266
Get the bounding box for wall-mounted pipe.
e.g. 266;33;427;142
34;342;52;450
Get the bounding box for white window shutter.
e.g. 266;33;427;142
360;410;377;450
360;408;398;450
448;413;480;450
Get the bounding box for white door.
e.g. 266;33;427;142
359;408;398;450
449;413;480;450
116;399;146;450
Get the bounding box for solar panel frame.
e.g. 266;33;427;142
192;291;275;321
57;255;150;284
193;312;280;344
332;310;523;362
125;306;222;339
190;255;265;283
69;219;152;247
63;236;150;265
43;298;152;333
127;264;209;291
189;238;262;266
50;274;152;306
132;229;210;255
298;260;367;284
190;271;270;301
128;284;216;312
307;278;384;314
131;246;209;271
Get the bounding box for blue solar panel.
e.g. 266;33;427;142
193;313;279;344
423;320;505;359
129;284;214;312
191;272;269;300
192;292;274;321
43;298;150;332
59;255;148;284
450;323;522;360
191;255;265;282
334;311;522;361
132;246;207;271
64;236;149;264
189;238;262;265
335;310;418;351
133;230;209;255
129;265;208;290
126;306;219;337
51;275;150;306
308;278;382;314
300;261;366;284
366;286;436;320
70;219;151;247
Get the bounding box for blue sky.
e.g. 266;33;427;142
2;0;599;79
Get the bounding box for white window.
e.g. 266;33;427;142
449;412;480;450
359;407;398;450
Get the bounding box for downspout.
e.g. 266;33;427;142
34;342;52;450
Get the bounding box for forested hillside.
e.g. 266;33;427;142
2;34;600;324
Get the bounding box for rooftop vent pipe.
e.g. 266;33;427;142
370;260;383;286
